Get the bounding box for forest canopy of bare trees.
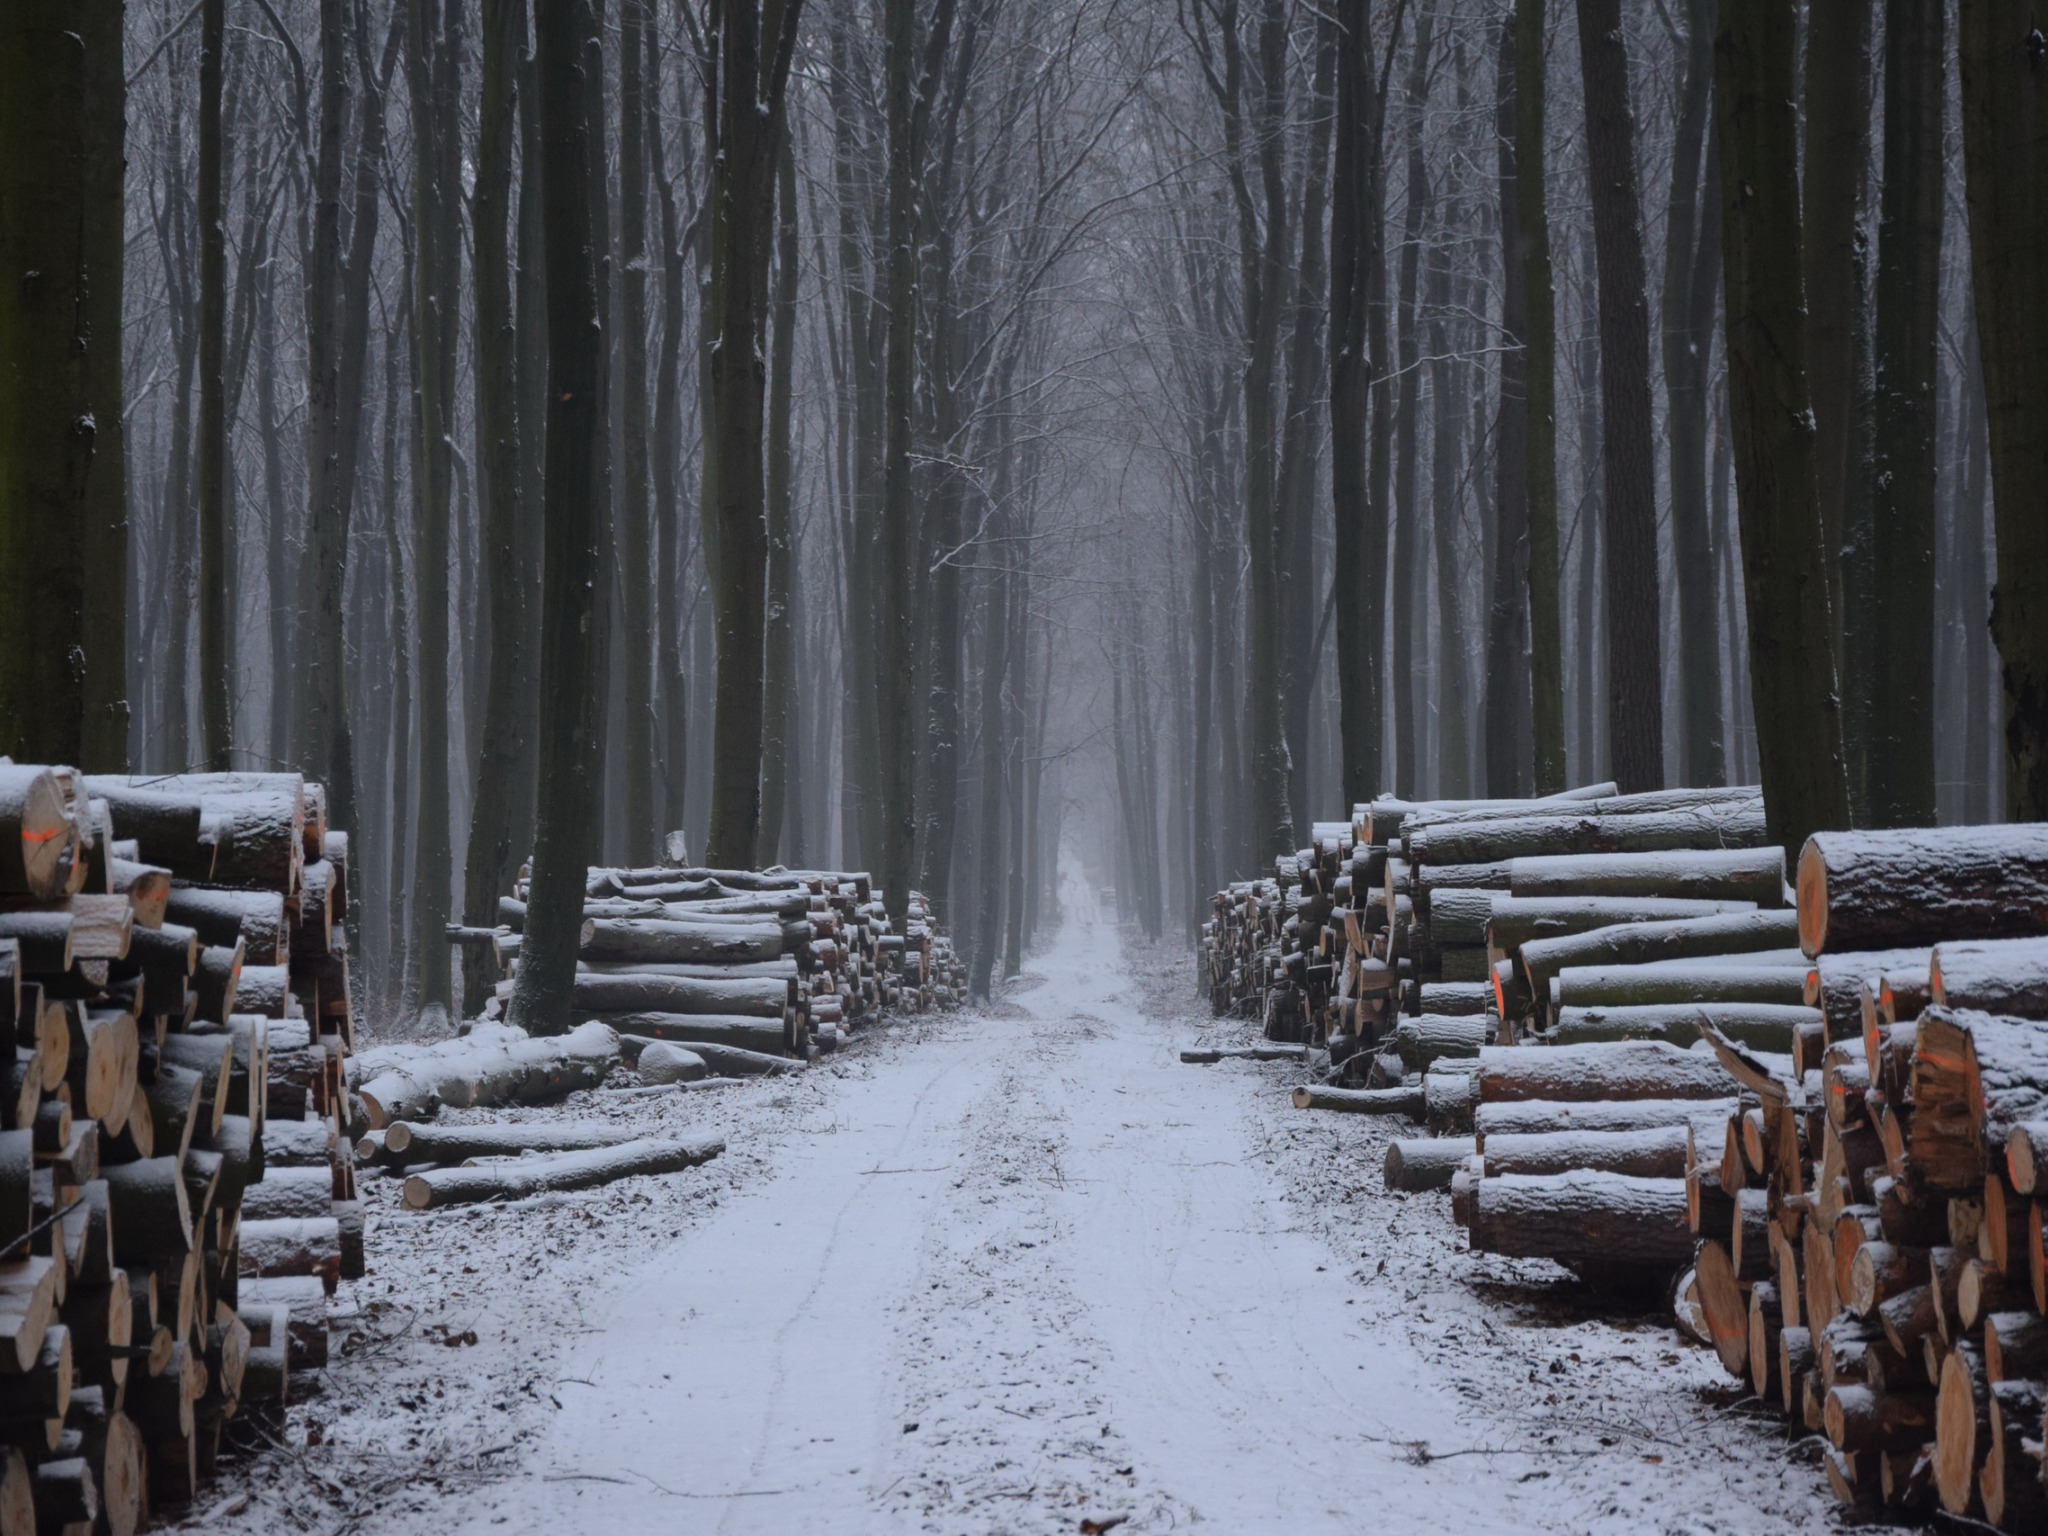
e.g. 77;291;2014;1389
0;0;2039;1023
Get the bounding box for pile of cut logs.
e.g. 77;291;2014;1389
0;765;358;1533
1202;786;2048;1523
454;855;961;1061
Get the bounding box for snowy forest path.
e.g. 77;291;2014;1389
445;873;1535;1535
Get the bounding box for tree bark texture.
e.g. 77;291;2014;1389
0;1;126;769
1329;0;1381;810
1800;0;1874;772
759;141;801;868
1957;0;2048;821
197;0;230;771
1713;0;1852;854
1866;0;1945;830
463;0;537;1016
1575;0;1662;792
615;0;657;864
1488;13;1531;799
1662;0;1725;787
508;0;608;1036
1515;0;1564;795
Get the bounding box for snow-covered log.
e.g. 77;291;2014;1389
1404;799;1768;867
400;1133;725;1209
1473;1096;1738;1143
569;971;789;1018
1508;846;1787;905
1909;1007;2048;1190
1477;1040;1738;1104
349;1021;619;1129
1483;896;1759;957
1179;1044;1308;1063
1477;1125;1692;1179
1382;1137;1474;1191
1387;1014;1489;1070
1546;1001;1817;1050
1289;1084;1423;1116
1798;825;2048;957
1461;1169;1694;1272
378;1119;646;1164
1545;955;1810;1016
1929;935;2048;1017
161;887;288;965
1518;910;1799;998
580;918;784;965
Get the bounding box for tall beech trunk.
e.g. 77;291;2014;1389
1958;0;2048;821
1515;0;1564;794
1390;8;1431;800
1429;187;1467;798
876;0;920;915
1713;0;1852;853
197;0;230;770
407;0;463;1018
1662;0;1725;787
0;0;126;767
969;545;1009;999
1576;0;1663;792
1329;0;1381;809
301;0;346;798
1238;0;1294;859
1488;12;1531;798
1866;0;1945;830
759;141;800;868
462;0;536;1016
649;56;688;840
1801;0;1875;796
703;0;805;871
509;0;608;1037
615;0;657;863
1278;20;1335;837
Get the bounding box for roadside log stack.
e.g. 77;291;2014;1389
1204;803;2048;1525
0;765;359;1532
465;849;961;1058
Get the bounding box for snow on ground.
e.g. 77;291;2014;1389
209;868;1856;1536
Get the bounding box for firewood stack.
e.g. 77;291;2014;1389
0;765;358;1532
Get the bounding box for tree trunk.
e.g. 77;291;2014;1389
508;0;609;1037
197;0;231;771
969;547;1009;999
1663;0;1726;787
876;0;921;916
1329;0;1381;810
1487;12;1530;798
615;0;656;864
759;142;800;868
463;0;537;1017
1958;0;2048;822
1575;0;1663;792
0;1;125;767
406;0;463;1020
1278;19;1335;839
1515;0;1565;794
1390;9;1432;801
1866;0;1945;830
301;0;347;796
1801;0;1875;791
1956;308;1994;824
1713;0;1853;854
79;0;126;772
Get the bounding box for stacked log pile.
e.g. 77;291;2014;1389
0;765;360;1531
467;855;961;1058
1204;801;2048;1524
